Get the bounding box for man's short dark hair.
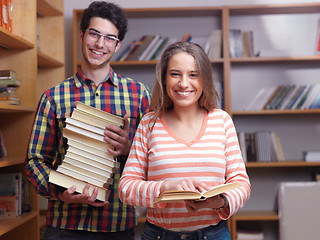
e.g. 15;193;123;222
80;1;128;41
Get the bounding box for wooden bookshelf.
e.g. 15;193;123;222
72;3;320;240
0;0;65;239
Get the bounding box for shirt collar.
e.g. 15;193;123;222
74;67;118;88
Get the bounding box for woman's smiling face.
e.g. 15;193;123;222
165;52;203;111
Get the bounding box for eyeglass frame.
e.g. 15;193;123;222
85;28;120;47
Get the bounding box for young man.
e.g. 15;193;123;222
25;1;151;239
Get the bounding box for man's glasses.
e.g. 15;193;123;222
85;29;119;47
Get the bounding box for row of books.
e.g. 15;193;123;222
229;29;255;58
238;131;285;162
49;102;124;202
0;0;13;32
245;84;320;111
237;229;264;240
0;130;7;158
116;29;222;62
0;173;32;219
0;70;21;105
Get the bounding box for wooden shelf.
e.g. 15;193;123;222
231;55;320;63
0;104;35;113
245;161;320;168
0;210;38;236
0;28;34;49
234;210;279;221
37;0;63;17
229;3;320;15
38;51;64;68
0;157;26;168
232;109;320;115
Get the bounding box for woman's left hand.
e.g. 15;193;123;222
185;195;226;214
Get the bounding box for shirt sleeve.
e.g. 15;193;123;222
119;114;164;208
218;111;251;220
25;93;64;200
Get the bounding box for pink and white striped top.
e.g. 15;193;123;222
119;109;250;231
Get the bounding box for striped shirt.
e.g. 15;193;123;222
119;109;250;231
25;68;151;232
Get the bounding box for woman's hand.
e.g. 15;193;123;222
185;195;227;214
58;184;108;207
160;178;209;194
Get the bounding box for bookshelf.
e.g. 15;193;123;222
0;0;65;239
72;3;320;240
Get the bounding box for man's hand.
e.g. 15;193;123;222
104;115;131;157
58;184;108;207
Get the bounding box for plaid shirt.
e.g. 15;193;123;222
25;68;151;232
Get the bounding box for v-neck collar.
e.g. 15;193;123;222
160;111;208;147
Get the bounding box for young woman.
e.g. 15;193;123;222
119;41;250;240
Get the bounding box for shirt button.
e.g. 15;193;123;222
95;93;99;96
157;236;161;239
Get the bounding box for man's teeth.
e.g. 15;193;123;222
92;49;103;55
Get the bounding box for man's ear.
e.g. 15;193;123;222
79;31;84;44
114;41;122;53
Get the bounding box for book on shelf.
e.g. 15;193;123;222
138;35;160;61
154;182;241;204
1;0;13;32
237;132;247;162
241;131;285;162
115;40;136;61
303;150;320;162
143;36;164;61
154;37;178;61
0;69;16;78
150;37;168;60
316;18;320;55
0;173;22;219
309;87;320;109
207;29;222;59
242;30;255;57
49;170;110;202
0;130;7;158
229;29;243;58
126;35;155;61
0;77;21;88
237;229;264;240
244;86;277;111
181;33;191;42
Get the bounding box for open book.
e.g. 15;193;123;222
154;182;241;203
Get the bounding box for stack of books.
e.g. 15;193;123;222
49;102;123;202
0;70;21;105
